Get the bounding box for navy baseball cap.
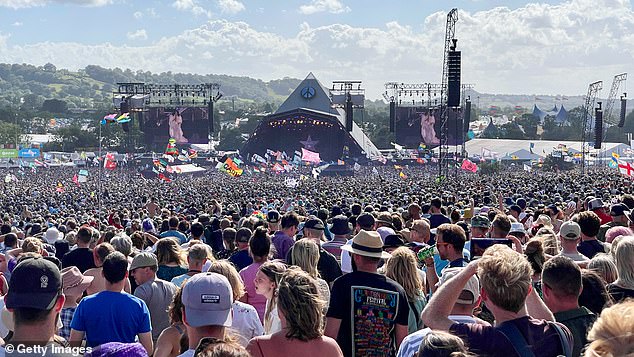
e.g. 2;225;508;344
6;257;62;310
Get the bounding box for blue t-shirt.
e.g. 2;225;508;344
70;291;152;347
160;230;188;244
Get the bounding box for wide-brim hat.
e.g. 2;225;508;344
61;266;94;296
342;230;391;259
330;215;351;235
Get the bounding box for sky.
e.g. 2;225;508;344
0;0;633;100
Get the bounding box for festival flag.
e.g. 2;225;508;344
511;155;519;160
104;153;117;170
416;158;427;164
158;173;172;182
418;143;426;151
461;159;478;173
72;174;80;186
617;159;634;177
165;138;178;156
612;152;621;160
56;182;64;193
523;164;532;172
391;142;404;151
399;171;407;179
221;157;243;177
301;148;321;164
394;165;403;170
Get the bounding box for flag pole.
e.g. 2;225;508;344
98;119;102;219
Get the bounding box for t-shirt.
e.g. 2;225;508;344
271;231;294;260
449;316;572;357
240;262;266;322
554;306;596;357
134;277;177;341
171;273;195;287
228;249;252;271
230;301;264;347
157;265;188;282
607;283;634;302
326;271;409;357
558;251;590;263
160;230;188;245
429;214;450;229
397;315;476;357
62;247;96;273
577;240;608;260
70;291;152;347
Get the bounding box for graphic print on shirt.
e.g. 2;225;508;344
350;286;399;357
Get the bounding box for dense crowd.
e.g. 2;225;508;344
0;164;633;356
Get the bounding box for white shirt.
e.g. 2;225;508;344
340;240;353;273
230;301;264;347
176;349;194;357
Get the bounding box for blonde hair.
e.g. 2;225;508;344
478;244;532;313
615;237;634;289
276;268;324;341
207;260;245;301
259;261;287;333
385;247;424;301
585;300;634;357
589;253;618;284
21;237;42;253
290;239;320;279
535;229;560;256
155;238;186;266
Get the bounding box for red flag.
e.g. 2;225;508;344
158;173;172;182
72;174;80;187
461;159;478;173
104;153;117;170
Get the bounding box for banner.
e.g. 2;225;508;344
461;159;478;173
0;149;18;159
18;148;40;158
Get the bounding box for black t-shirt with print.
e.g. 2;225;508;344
327;271;409;357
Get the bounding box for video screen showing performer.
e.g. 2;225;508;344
395;106;465;148
145;107;208;145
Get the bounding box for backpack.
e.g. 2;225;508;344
497;320;572;357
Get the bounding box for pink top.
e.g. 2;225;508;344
240;262;267;323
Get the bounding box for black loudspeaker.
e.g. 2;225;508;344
208;100;214;136
463;99;472;134
389;101;396;133
594;107;603;149
447;50;461;107
138;111;144;132
619;96;627;128
120;101;130;133
345;97;353;132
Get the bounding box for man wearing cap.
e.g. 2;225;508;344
340;213;376;274
325;230;409;357
130;252;177;342
397;267;489;357
266;210;281;234
270;212;299;260
287;217;342;285
323;215;351;263
179;272;234;357
228;227;253;271
542;256;596;357
573;211;609;259
587;198;612;225
70;252;153;354
597;203;630;242
469;215;490;239
557;221;589;264
2;257;66;353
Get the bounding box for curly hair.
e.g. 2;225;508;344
477;244;532;313
276;268;324;342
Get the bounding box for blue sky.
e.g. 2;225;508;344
0;0;632;99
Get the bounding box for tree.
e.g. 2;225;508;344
41;99;68;113
218;126;246;151
0;122;24;147
515;114;539;139
501;122;526;140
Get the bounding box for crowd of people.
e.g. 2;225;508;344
0;163;633;356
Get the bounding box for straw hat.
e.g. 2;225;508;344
342;230;392;259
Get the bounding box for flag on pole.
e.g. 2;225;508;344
399;171;407;179
72;174;80;186
524;164;532;172
104;153;117;170
461;159;478;173
301;148;321;163
391;142;403;151
617;159;634;177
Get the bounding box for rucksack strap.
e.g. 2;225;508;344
497;321;536;357
547;321;572;357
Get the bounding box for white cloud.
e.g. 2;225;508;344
0;0;633;98
0;0;111;8
126;29;147;41
217;0;244;14
133;11;142;19
299;0;350;15
172;0;211;17
12;22;23;26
